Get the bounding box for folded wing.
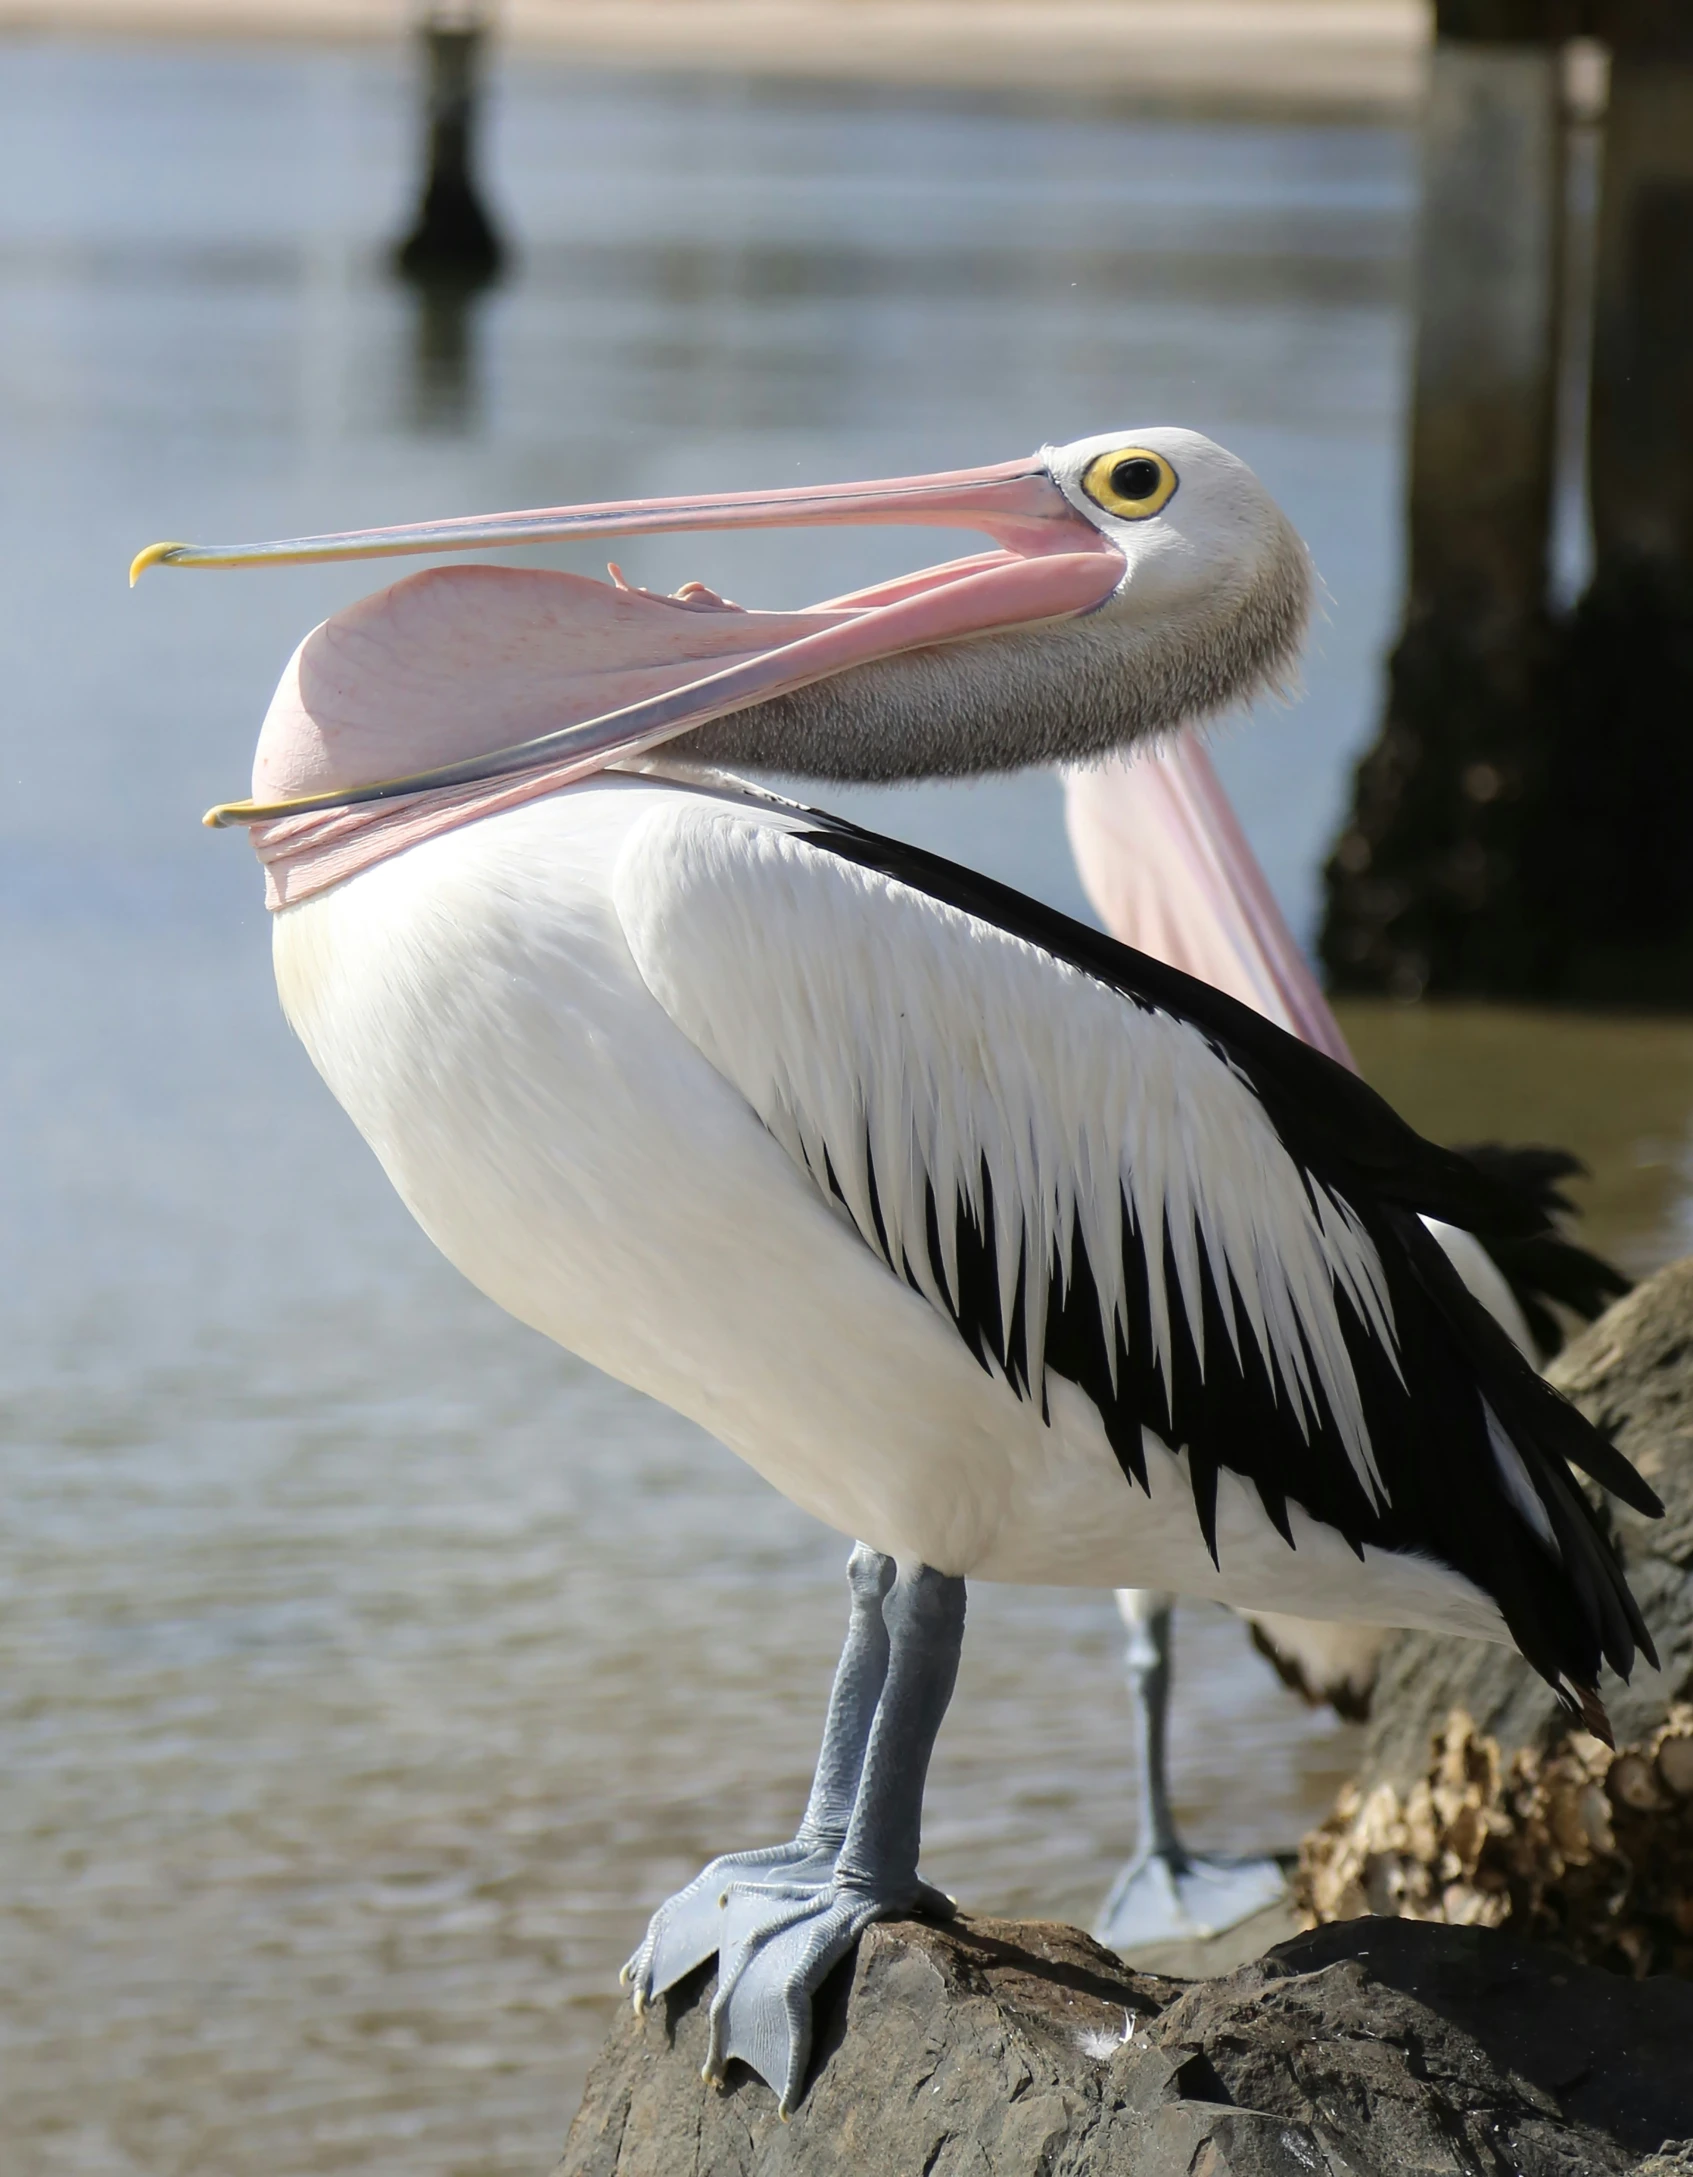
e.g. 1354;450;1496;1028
611;794;1655;1714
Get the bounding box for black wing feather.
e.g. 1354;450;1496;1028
796;813;1658;1720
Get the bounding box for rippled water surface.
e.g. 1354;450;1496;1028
3;37;1691;2176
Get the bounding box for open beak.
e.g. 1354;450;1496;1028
133;459;1097;579
132;457;1124;826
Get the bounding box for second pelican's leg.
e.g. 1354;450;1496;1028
623;1541;896;2006
707;1562;967;2112
1093;1589;1284;1951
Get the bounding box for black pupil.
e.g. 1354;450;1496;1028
1110;457;1162;501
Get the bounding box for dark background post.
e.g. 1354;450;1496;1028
1321;0;1575;999
394;4;508;435
1323;0;1693;1005
1530;0;1693;1000
394;3;507;285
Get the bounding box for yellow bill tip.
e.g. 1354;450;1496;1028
130;540;189;587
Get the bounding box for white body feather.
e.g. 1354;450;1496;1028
273;773;1508;1640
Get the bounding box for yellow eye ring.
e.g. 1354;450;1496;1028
1080;447;1178;521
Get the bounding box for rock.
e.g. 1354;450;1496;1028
559;1917;1173;2177
1297;1258;1693;1972
1109;1891;1305;1982
556;1911;1693;2174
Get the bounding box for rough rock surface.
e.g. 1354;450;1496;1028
556;1912;1693;2175
1298;1258;1693;1968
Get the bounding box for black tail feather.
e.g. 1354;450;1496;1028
1450;1142;1632;1361
1454;1142;1586;1222
1392;1209;1659;1688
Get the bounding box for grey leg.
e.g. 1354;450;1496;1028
1129;1592;1182;1862
1094;1589;1284;1952
795;1542;898;1851
786;1548;955;1919
623;1543;899;2008
835;1561;965;1894
706;1562;967;2112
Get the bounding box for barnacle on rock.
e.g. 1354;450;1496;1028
1296;1702;1693;1976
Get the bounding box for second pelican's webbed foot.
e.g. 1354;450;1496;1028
1094;1846;1286;1952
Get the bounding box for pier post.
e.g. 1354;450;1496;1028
1321;2;1572;998
394;4;506;285
1533;0;1693;998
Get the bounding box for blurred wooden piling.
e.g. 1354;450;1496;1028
1589;4;1693;581
1406;25;1565;642
1537;2;1693;999
394;3;506;285
1323;0;1693;1005
1322;1;1572;999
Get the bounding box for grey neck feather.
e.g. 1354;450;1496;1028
682;519;1312;783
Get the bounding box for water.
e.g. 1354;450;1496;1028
2;37;1690;2176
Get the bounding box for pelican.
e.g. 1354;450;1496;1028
1065;740;1630;1950
135;428;1659;2113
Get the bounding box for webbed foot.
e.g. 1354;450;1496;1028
1093;1848;1285;1952
622;1843;954;2015
704;1878;911;2113
621;1839;837;2008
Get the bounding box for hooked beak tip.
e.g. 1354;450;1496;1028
130;540;188;586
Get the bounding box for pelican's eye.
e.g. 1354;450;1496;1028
1080;447;1178;521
